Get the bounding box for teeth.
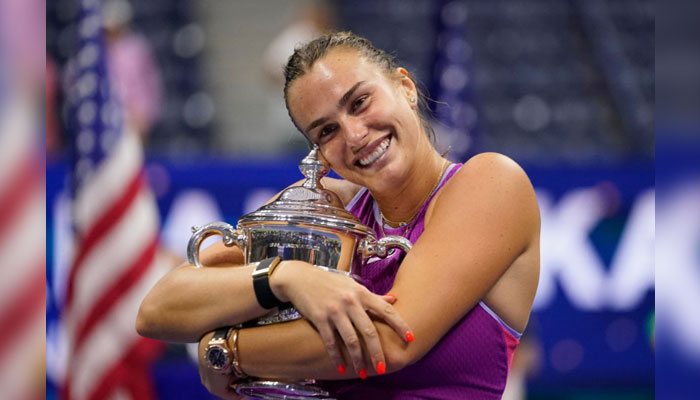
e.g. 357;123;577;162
359;138;390;166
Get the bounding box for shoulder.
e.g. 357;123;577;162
459;152;529;180
430;152;539;236
448;152;535;199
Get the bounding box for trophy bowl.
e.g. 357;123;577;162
187;146;412;399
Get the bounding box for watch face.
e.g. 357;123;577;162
206;347;229;370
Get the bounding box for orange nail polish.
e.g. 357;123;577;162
405;331;415;343
337;365;346;374
387;293;396;299
359;368;368;379
376;361;386;375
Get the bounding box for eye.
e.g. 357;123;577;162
351;96;368;112
319;123;337;139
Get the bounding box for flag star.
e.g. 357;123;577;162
79;44;99;68
75;157;94;182
79;14;101;38
81;0;100;9
77;129;95;155
78;72;98;98
78;101;97;126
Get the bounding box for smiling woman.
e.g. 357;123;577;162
136;31;540;399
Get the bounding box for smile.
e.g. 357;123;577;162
358;136;391;167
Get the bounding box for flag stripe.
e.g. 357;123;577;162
0;95;34;185
63;2;166;398
0;289;45;400
0;184;45;308
0;153;39;244
65;170;143;310
0;257;45;360
68;257;165;400
74;235;159;352
66;190;159;333
74;128;142;231
87;337;163;400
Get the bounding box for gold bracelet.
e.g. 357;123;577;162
230;328;248;379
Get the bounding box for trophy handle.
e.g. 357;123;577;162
360;235;413;259
187;222;246;268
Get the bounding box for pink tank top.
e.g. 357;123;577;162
322;163;521;399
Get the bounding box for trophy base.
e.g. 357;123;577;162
233;380;335;400
255;307;302;325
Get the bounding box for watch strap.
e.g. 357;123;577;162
253;256;291;309
211;326;231;342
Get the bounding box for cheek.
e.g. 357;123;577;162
319;141;345;167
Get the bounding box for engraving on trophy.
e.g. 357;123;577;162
248;226;342;270
280;186;322;201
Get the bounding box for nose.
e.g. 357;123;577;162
343;117;369;152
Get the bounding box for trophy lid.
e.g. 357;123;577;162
238;146;374;237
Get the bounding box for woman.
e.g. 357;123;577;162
137;32;540;399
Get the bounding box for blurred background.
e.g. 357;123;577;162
41;0;664;399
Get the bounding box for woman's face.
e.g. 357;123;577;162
286;48;425;193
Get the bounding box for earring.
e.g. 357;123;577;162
410;97;416;103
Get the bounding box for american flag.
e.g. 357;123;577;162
61;0;165;398
0;70;46;400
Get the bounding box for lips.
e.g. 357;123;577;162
354;134;391;167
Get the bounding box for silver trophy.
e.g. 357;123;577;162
187;146;412;400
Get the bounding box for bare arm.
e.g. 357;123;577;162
198;153;540;389
136;241;274;342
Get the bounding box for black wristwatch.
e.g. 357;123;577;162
204;327;233;374
252;256;291;309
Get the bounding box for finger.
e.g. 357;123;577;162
315;321;348;375
366;294;414;344
381;293;397;304
331;314;366;376
348;305;386;375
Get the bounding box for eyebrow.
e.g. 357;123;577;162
305;81;366;134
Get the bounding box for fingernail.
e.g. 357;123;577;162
387;293;396;299
405;331;415;343
337;365;346;374
359;368;368;379
376;361;386;375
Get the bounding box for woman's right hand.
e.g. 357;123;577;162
270;260;413;378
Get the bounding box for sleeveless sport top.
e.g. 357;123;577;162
322;163;521;399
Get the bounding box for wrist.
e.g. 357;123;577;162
269;260;300;303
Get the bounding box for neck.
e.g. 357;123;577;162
375;153;448;227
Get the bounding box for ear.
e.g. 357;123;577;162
396;67;417;105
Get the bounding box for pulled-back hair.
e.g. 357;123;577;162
283;31;435;143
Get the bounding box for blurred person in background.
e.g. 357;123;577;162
137;32;540;399
102;0;162;139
